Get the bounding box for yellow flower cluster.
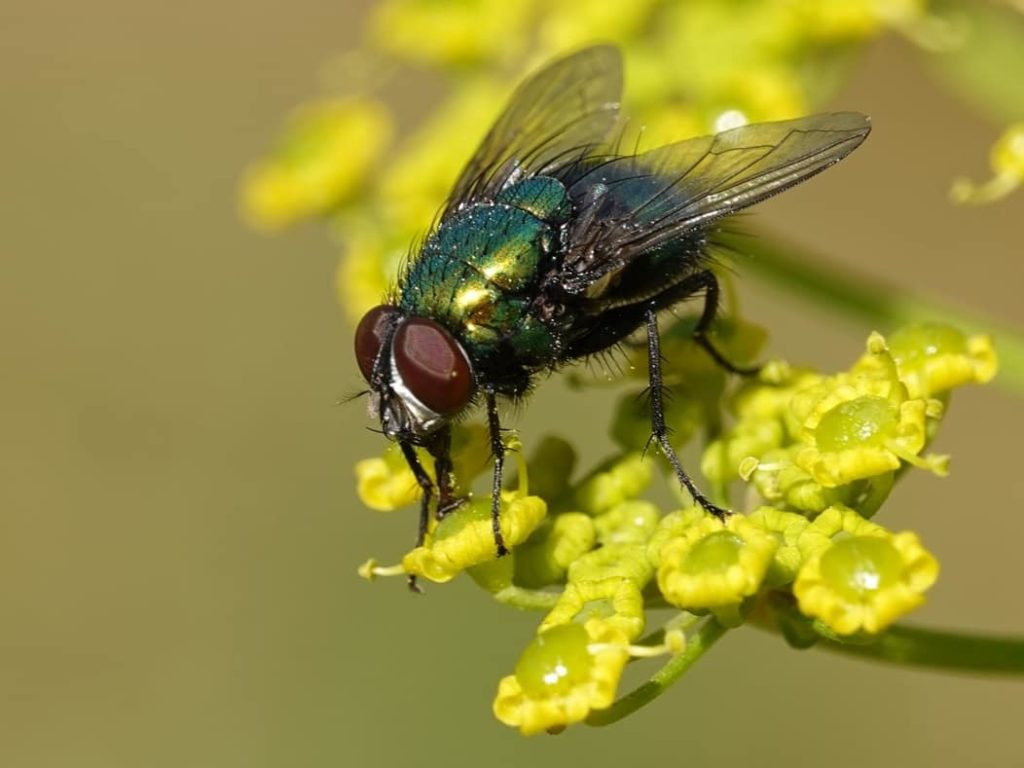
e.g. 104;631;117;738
241;0;1011;735
709;326;995;518
350;320;993;734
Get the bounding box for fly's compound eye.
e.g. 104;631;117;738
354;305;401;382
393;318;474;416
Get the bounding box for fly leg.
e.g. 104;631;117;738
426;426;463;519
645;306;729;520
485;387;510;557
398;440;434;593
691;269;761;376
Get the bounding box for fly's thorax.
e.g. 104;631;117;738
398;198;564;361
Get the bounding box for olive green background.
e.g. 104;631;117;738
2;2;1022;767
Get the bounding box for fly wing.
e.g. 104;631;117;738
441;45;622;219
557;113;871;294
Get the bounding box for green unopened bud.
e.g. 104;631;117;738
527;435;578;501
514;513;596;589
540;578;646;640
611;389;700;452
746;507;811;587
568;543;654;588
702;417;785;484
574;453;652;515
593;500;661;546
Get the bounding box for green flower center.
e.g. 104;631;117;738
681;531;744;575
819;536;904;600
515;624;594;698
433;498;490;541
815;396;898;450
889;323;966;369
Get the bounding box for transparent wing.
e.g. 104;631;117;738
558;112;871;292
442;45;622;219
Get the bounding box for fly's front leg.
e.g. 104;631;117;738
398;440;434;593
426;427;462;519
691;270;761;377
485;388;510;557
645;306;729;520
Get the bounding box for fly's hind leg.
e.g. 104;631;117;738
645;306;730;520
691;269;761;377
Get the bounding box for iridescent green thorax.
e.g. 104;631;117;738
398;177;570;372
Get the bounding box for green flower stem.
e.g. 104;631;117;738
492;585;562;611
585;619;729;727
720;230;1024;397
815;624;1024;675
754;598;1024;676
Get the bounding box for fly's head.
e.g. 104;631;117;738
354;305;475;442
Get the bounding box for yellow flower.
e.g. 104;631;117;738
657;515;778;619
539;578;646;640
514;512;596;588
795;395;947;486
353;424;491;511
789;0;926;42
795;525;939;636
240;99;392;231
537;0;658;53
402;493;546;583
711;66;809;124
885;323;998;399
493;620;629;736
369;0;533;66
952;123;1024;205
354;443;421;511
790;337;948;486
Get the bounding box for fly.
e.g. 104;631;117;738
352;46;870;585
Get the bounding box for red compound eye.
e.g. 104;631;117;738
393;317;473;415
354;305;401;382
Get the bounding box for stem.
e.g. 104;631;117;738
585;619;729;727
753;596;1024;676
721;230;1024;397
815;624;1024;675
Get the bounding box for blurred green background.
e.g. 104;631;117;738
2;1;1022;766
